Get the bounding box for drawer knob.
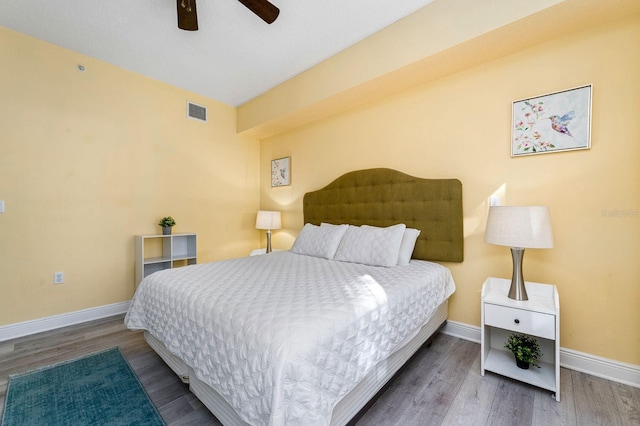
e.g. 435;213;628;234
514;319;520;324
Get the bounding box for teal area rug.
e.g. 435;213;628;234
2;347;165;426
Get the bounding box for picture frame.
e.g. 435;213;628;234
271;157;290;187
512;84;592;157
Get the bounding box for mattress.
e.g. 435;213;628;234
125;251;455;426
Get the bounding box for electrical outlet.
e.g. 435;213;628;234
489;196;501;206
54;272;64;284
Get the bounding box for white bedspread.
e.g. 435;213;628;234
125;251;455;426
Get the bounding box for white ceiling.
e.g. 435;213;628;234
0;0;434;106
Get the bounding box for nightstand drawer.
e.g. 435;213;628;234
484;303;555;339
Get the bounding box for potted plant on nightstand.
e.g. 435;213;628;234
504;333;542;369
158;216;176;235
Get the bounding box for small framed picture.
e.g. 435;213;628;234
271;157;290;187
512;85;592;156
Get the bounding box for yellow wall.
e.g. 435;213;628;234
258;15;640;364
0;28;260;326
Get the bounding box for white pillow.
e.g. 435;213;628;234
397;228;421;265
320;222;345;228
362;225;421;265
290;223;348;259
334;223;406;267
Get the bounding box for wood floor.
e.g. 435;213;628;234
1;315;638;425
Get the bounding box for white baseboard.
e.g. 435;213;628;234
560;347;640;389
442;320;640;389
0;301;130;342
442;319;481;343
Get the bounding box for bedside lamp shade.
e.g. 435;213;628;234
255;210;281;253
484;206;554;300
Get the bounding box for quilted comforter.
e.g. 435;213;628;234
125;251;455;425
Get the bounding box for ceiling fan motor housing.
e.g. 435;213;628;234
177;0;198;31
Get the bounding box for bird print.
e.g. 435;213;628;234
547;111;575;137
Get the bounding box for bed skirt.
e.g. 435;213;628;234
143;300;448;425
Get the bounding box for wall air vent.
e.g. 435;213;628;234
187;101;207;122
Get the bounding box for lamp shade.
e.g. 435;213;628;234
484;206;554;249
255;210;281;231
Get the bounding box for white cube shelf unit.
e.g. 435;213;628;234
135;233;197;288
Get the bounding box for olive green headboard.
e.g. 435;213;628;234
303;168;463;262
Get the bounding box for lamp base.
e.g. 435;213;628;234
508;247;528;301
266;230;272;253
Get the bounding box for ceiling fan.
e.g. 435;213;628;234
177;0;280;31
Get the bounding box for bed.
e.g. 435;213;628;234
125;168;463;425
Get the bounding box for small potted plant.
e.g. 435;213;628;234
158;216;176;235
504;333;542;369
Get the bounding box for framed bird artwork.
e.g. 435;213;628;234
511;84;592;156
271;156;291;187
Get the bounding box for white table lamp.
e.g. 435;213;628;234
255;210;281;253
484;206;554;300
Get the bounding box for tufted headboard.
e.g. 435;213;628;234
303;168;463;262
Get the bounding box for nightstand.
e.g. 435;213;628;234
481;277;560;401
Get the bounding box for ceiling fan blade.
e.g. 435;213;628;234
177;0;198;31
237;0;280;24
